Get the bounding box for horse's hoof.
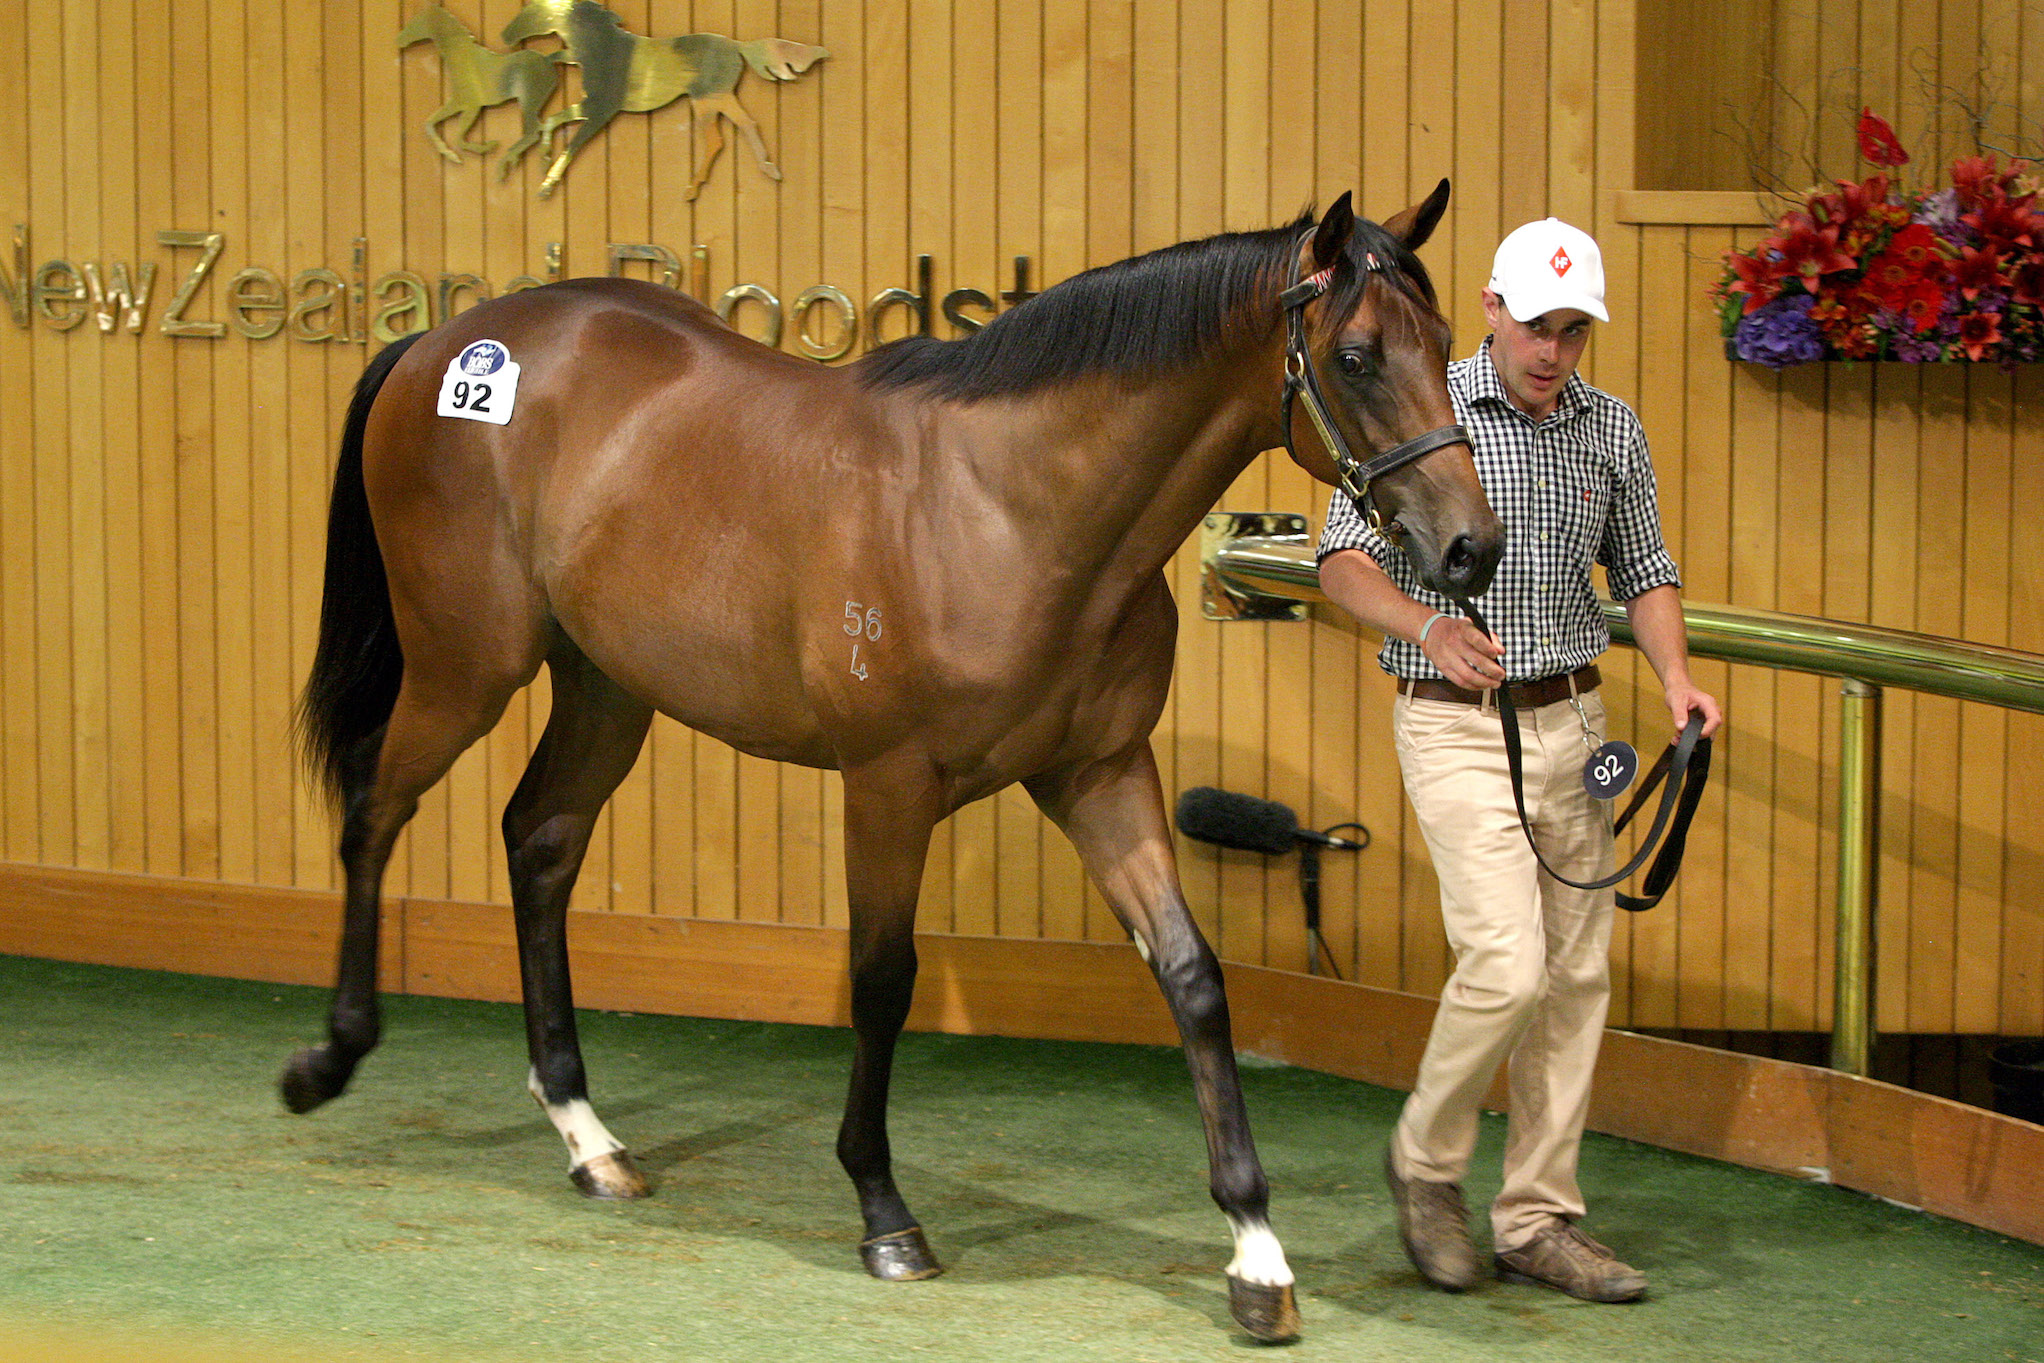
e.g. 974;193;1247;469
1228;1275;1302;1343
279;1047;341;1115
569;1150;652;1200
860;1227;942;1281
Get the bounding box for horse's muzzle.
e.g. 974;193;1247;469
1436;526;1503;600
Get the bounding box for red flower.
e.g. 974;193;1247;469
1962;194;2041;251
1770;212;1857;282
1856;224;1950;331
1857;109;1910;168
1951;154;2028;208
1952;244;2005;300
1958;310;2004;360
1722;248;1785;314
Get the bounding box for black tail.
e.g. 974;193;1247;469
296;333;428;809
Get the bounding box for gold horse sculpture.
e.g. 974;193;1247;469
396;4;564;173
501;0;829;199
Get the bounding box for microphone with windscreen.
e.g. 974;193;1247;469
1173;787;1367;854
1173;787;1369;979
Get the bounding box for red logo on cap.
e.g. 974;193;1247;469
1550;247;1572;277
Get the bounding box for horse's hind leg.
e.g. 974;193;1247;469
281;676;517;1112
836;758;944;1280
501;646;654;1199
1026;744;1301;1343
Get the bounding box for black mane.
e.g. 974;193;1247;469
853;211;1438;402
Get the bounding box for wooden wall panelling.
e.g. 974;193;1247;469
1725;354;1780;1032
244;0;291;889
0;0;33;866
1910;365;1967;1034
284;0;334;893
1675;226;1732;1029
1771;363;1828;1032
211;0;255;889
1954;373;2012;1036
30;0;75;870
96;0;143;879
1868;365;1921;1034
2008;369;2044;1038
4;0;2042;1039
170;0;217;881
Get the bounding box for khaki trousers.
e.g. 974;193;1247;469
1388;685;1616;1252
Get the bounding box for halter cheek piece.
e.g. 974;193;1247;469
1278;232;1470;533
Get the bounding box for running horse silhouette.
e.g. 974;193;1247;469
280;186;1501;1342
396;4;564;173
498;0;828;199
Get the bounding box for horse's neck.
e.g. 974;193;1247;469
933;343;1279;593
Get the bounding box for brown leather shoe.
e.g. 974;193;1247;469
1494;1220;1647;1302
1383;1146;1482;1291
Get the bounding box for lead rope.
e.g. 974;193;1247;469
1458;601;1712;912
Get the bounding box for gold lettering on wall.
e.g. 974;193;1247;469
156;230;227;338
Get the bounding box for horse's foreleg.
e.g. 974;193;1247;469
1027;745;1301;1343
502;651;654;1199
421;103;468;164
282;681;508;1113
697;93;780;184
538;102;611;200
837;760;944;1281
453;105;498;157
685;105;728;202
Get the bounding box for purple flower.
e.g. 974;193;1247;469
1913;188;1975;248
1733;293;1828;368
1889;328;1946;362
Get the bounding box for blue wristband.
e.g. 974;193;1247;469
1418;611;1450;646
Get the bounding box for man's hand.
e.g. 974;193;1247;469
1421;617;1507;691
1665;683;1722;739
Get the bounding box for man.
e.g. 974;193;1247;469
1317;218;1722;1303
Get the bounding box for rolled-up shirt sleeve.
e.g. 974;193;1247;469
1316;487;1398;571
1597;412;1682;602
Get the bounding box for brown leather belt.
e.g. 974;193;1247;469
1403;663;1600;709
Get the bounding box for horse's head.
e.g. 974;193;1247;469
396;4;456;49
740;38;830;82
1280;183;1503;601
501;0;576;47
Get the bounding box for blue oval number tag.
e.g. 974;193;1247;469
1583;740;1638;800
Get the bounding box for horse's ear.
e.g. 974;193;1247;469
1382;179;1451;251
1310;192;1356;271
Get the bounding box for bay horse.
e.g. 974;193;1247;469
396;3;564;175
498;0;829;199
282;186;1502;1342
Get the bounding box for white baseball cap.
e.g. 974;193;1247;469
1488;218;1609;323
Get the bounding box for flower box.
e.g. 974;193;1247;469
1713;111;2044;368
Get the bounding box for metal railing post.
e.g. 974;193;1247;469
1831;679;1881;1076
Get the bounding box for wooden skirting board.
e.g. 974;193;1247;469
1;861;2037;1247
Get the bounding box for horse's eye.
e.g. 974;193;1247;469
1337;350;1366;377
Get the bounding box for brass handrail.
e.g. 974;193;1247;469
1199;521;2044;1074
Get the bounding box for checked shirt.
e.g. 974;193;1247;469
1317;337;1681;683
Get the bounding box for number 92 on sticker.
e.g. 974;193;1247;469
437;339;522;425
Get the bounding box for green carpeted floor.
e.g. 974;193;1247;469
1;953;2038;1363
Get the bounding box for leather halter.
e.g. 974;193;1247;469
1278;232;1470;531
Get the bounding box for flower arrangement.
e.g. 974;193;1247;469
1713;109;2044;367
